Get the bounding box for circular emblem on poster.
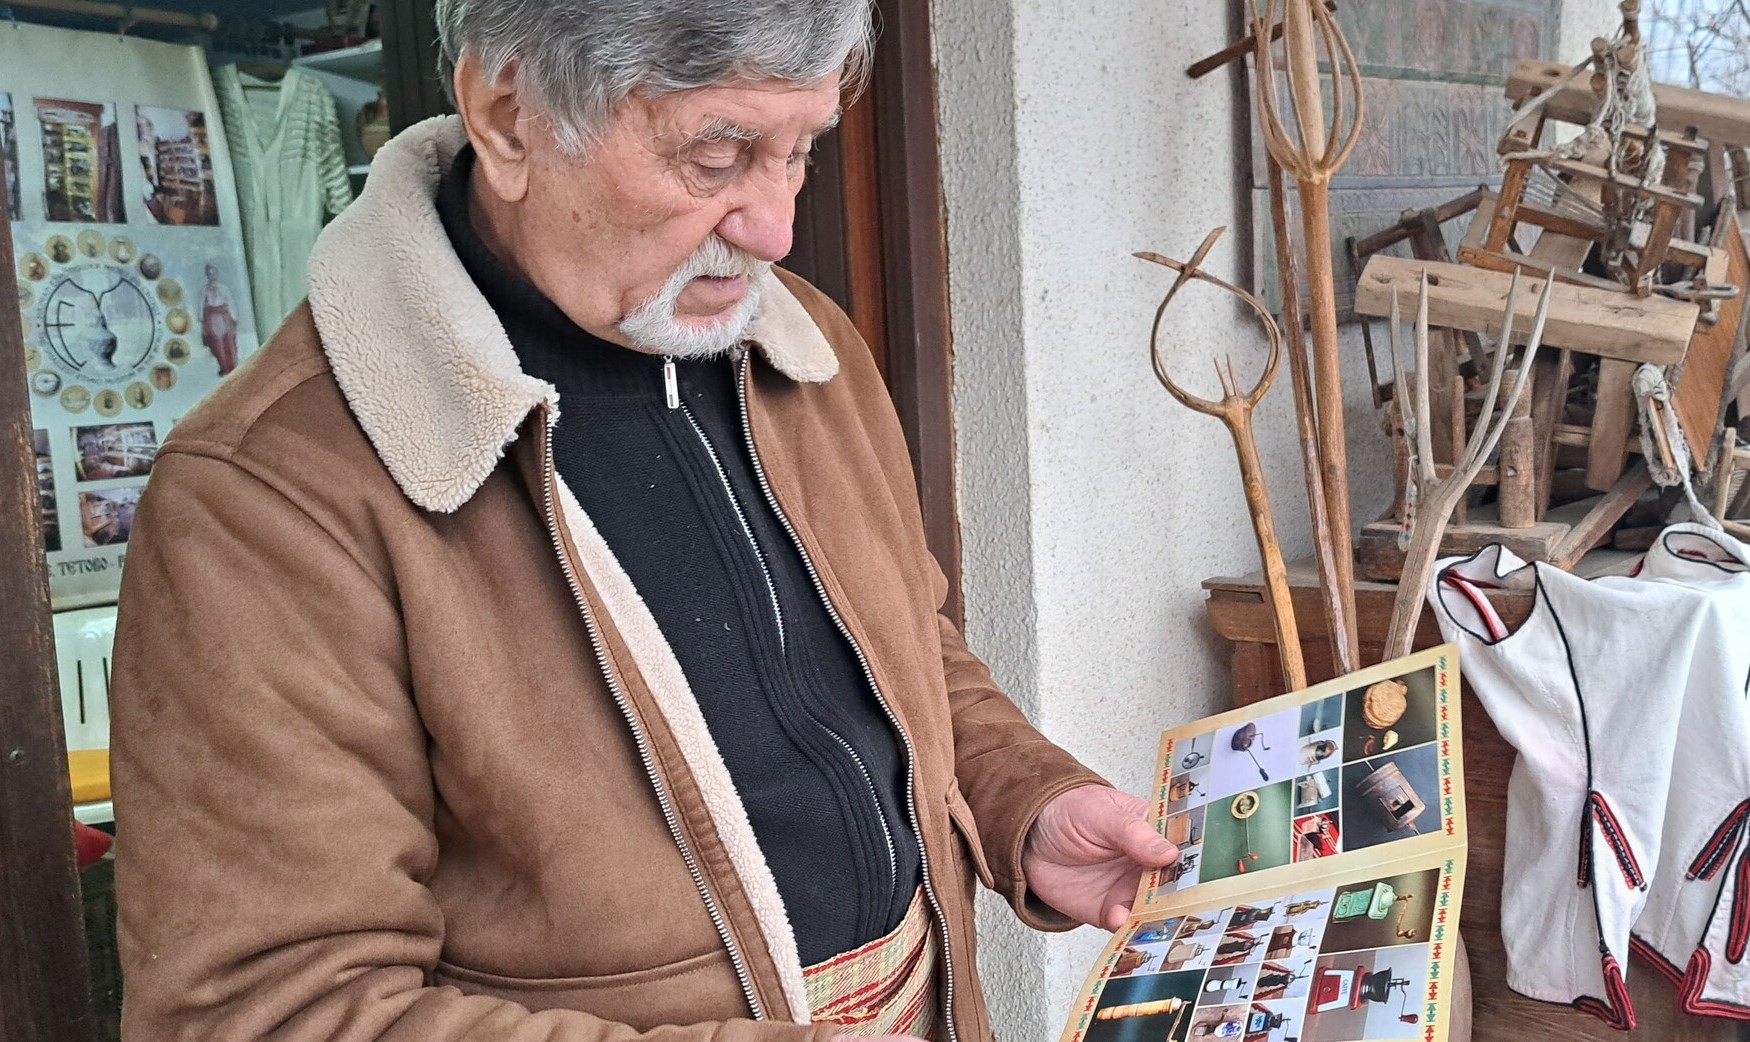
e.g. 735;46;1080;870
37;263;160;385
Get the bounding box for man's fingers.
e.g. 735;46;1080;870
1117;814;1180;867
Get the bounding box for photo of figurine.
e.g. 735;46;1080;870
33;429;59;553
73;422;158;481
200;264;241;375
36;97;126;223
77;486;142;547
1;93;18;219
136;106;219;226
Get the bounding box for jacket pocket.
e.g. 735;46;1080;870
431;947;740;1026
945;785;996;890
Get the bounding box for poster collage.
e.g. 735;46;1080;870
1074;862;1459;1042
1060;648;1468;1042
1150;666;1447;896
4;24;259;608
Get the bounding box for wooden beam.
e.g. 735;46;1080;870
0;192;94;1039
1505;59;1750;149
1355;255;1700;365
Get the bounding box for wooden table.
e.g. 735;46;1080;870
1203;560;1741;1042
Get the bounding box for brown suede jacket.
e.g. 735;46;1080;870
109;117;1105;1040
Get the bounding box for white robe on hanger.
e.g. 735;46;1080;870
1629;523;1750;1020
1429;546;1706;1028
214;65;353;335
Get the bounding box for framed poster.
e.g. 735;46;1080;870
3;22;260;608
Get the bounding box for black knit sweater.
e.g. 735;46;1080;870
437;150;922;965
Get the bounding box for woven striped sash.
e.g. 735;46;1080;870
803;888;939;1038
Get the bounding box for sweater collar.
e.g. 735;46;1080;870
304;116;838;514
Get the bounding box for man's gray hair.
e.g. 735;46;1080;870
435;1;875;155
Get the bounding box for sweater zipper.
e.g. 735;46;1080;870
733;350;959;1041
675;394;786;652
534;413;766;1021
674;360;896;903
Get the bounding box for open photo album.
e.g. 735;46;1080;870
1058;645;1466;1042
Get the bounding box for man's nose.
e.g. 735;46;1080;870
716;173;796;264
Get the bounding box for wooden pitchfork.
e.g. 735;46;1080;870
1380;268;1554;660
1138;228;1307;692
1253;0;1364;662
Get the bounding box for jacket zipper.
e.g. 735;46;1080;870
676;399;786;652
676;373;897;905
533;414;767;1021
733;350;959;1041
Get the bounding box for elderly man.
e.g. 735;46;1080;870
110;2;1177;1038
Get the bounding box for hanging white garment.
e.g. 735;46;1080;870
214;65;353;335
1429;546;1706;1028
1628;523;1750;1020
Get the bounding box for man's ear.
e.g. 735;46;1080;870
453;53;529;203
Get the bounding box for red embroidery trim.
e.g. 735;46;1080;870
1689;801;1750;881
1729;854;1750;964
1680;948;1750;1020
1572;951;1636;1029
1441;572;1507;641
1589;792;1646;890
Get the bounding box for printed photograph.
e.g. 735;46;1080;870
77;486;142;547
1321;868;1441;952
1199;782;1293;884
1343;665;1439;761
1297;726;1341;773
36;98;126;223
1166;766;1210;813
1238;998;1308;1041
1212;929;1269;967
1187;1003;1249;1039
1163;805;1205;851
1301;944;1430;1041
1252;957;1316;1002
2;93;19;219
1292;811;1342;862
1177;912;1229;940
1160;933;1218;973
1340;744;1441;848
1299;693;1343;737
34;429;59;553
73;422;158;481
136;106;219;226
1196;961;1258;1007
1083;968;1205;1041
1209;707;1299;797
1173;733;1214;776
1292;767;1340;816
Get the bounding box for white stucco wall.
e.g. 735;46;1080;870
934;0;1622;1036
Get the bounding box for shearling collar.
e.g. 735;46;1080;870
305;116;838;514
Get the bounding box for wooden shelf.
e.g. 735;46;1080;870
292;39;382;83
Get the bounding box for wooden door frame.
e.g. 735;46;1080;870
0;209;95;1041
867;0;962;625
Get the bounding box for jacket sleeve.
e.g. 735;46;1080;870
110;450;837;1042
937;608;1111;931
